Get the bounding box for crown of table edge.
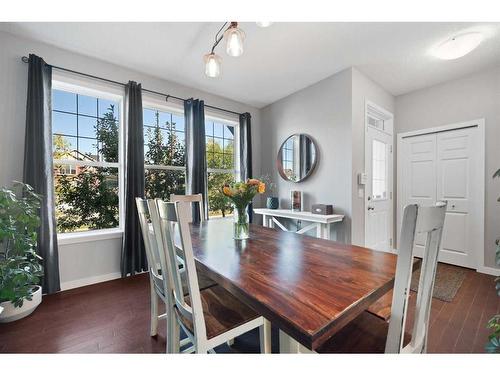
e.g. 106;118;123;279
253;208;344;224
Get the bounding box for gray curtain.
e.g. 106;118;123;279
23;54;60;294
185;98;208;223
239;112;253;222
121;81;146;276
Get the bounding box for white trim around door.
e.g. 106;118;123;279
397;119;487;273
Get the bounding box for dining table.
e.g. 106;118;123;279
177;218;399;353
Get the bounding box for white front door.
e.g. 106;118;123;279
365;126;393;252
399;126;482;269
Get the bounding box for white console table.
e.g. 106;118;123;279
253;208;344;240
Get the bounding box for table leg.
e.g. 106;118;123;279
279;330;313;353
262;215;268;228
322;223;331;240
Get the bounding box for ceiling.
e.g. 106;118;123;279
1;22;500;108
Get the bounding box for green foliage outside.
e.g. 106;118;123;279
0;182;43;307
54;106;119;232
485;168;500;353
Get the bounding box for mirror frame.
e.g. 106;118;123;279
276;133;318;183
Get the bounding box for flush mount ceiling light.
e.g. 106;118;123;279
256;22;273;28
432;32;484;60
204;22;271;78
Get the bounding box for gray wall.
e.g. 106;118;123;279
260;68;353;242
395;66;500;269
0;30;262;289
351;68;395;246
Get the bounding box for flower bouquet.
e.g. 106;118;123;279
222;179;265;239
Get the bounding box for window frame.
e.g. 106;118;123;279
142;97;187;199
52;72;125;241
205;112;240;218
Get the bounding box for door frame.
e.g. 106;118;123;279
364;100;394;253
396;119;486;273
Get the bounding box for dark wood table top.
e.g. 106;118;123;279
184;220;398;350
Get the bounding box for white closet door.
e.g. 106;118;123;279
436;127;479;268
400;133;437;256
399;126;481;269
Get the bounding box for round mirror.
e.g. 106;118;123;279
277;134;318;182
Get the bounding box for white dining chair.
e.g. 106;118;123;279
317;201;447;353
135;198;215;352
170;193;205;223
155;199;272;354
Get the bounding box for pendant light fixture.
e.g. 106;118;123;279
204;22;271;78
204;52;222;78
224;22;245;57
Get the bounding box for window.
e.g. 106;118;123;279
52;87;122;233
143;107;186;200
205;118;237;218
372;139;388;200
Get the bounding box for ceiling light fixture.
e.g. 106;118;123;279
224;22;245;57
432;32;484;60
256;22;273;28
204;52;222;78
204;22;271;78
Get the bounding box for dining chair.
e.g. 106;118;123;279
317;201;447;354
170;193;205;223
135;198;215;352
155;199;272;354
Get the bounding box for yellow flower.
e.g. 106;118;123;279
222;186;233;197
258;182;266;194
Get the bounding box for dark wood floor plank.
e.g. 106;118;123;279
453;273;491;353
434;270;482;353
471;272;499;353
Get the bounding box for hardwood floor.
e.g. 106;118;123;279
0;268;497;353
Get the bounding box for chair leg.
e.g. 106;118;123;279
150;286;159;337
167;314;181;354
259;319;272;353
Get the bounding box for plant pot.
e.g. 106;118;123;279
0;285;42;323
266;197;279;209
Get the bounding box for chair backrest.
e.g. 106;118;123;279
156;199;208;347
135;198;169;296
385;201;447;354
170;194;205;223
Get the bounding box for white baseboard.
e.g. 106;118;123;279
60;272;122;291
477;266;500;277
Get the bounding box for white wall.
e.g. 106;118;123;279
0;30;262;290
395;66;500;270
260;68;353;242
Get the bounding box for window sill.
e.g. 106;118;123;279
58;228;123;246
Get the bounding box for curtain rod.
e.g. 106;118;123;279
21;56;243;117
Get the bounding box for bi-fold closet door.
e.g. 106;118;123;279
399;125;483;269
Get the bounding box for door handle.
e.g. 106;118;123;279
368;206;375;211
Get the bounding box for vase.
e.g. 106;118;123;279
266;196;279;209
233;205;250;240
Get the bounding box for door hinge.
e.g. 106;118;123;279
390;191;393;200
389;145;393;153
389;238;393;247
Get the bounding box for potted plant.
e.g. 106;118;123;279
261;174;279;209
486;168;500;352
0;181;43;323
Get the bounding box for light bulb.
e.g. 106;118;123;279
256;22;273;27
431;32;484;60
224;23;245;57
204;53;221;78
